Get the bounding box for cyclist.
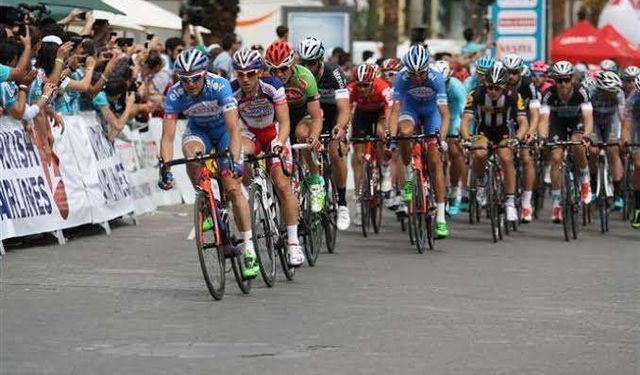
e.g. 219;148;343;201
347;63;392;225
460;64;529;223
432;60;468;216
539;61;594;223
588;71;627;210
621;75;640;228
388;44;451;239
600;59;618;73
296;37;351;229
503;53;541;222
263;40;325;213
230;47;305;266
530;60;552;94
158;49;259;278
380;58;406;214
464;55;494;92
621;66;640;97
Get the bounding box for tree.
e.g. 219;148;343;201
200;0;240;43
383;0;399;58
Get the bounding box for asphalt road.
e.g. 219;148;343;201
1;204;639;375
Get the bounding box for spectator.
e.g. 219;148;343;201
329;47;345;64
163;37;186;73
211;33;240;78
362;50;375;64
460;27;492;58
276;25;289;41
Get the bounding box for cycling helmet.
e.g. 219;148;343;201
621;65;640;80
549;61;575;77
595;71;622;92
600;59;618;72
582;76;596;91
574;62;588;77
485;64;508;87
355;64;378;83
475;55;495;74
530;60;548;75
402;44;430;73
232;47;263;70
174;48;209;74
296;36;325;61
635;75;640;92
502;53;524;71
521;65;531;77
432;60;451;79
264;40;295;69
381;58;402;72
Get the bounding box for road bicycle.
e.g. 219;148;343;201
351;136;385;237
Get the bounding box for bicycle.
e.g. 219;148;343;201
389;133;439;253
463;141;510;243
245;152;293;287
590;142;619;234
161;150;251;300
532;144;548;221
351;136;385;237
622;144;640;221
543;141;583;241
289;143;323;267
318;134;344;253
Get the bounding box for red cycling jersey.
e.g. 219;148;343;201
348;77;392;113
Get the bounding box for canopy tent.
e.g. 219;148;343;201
99;0;210;32
0;0;124;15
550;21;633;66
599;25;640;66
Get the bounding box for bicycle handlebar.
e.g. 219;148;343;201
161;149;232;170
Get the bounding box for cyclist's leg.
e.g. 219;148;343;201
570;125;592;203
423;108;449;237
604;122;623;205
632;149;640;228
397;107;417;201
295;116;320;176
240;127;257;187
324;107;348;207
351;110;377;196
497;137;518;221
520;146;535;213
182;124;211;187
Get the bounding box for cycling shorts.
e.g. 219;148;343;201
240;124;292;171
352;110;382;138
183;123;233;172
398;103;441;135
548;121;585;143
590;120;620;143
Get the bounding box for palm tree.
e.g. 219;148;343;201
200;0;240;43
383;0;399;58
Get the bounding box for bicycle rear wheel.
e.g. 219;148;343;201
360;162;372;238
194;191;225;300
622;158;632;221
487;167;499;243
249;186;276;287
301;190;320;267
570;174;579;240
562;167;571;242
425;172;436;250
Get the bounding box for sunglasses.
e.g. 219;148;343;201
178;71;205;84
357;82;372;88
556;77;572;84
300;59;320;67
383;71;398;78
486;85;503;92
408;71;427;78
508;69;521;75
270;66;290;74
237;69;259;79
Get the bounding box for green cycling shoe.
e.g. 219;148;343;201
435;221;449;239
242;251;260;279
402;178;413;202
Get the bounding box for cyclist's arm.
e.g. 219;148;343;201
275;101;291;146
387;100;401;136
621;118;632;145
438;103;450;141
461;112;473;140
335;97;350;132
306;99;323;140
225;108;242;162
581;105;593;138
516;115;529;140
160;116;177;165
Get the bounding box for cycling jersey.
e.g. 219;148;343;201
393;68;448;134
624;92;640;146
231;76;291;170
464;87;526;143
446;76;467;137
281;64;320;131
347;77;391;113
463;74;479;92
348;77;391;137
316;62;349;133
164;73;237;153
508;76;541;111
589;88;625;142
540;85;592;141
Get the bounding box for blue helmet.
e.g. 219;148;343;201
174;48;209;74
475;55;495;74
402;44;430;73
232;47;263;70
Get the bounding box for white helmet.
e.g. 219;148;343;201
502;53;524;71
621;65;640;80
583;76;596;91
635;75;640;92
600;59;618;72
432;60;451;79
595;71;622;92
402;44;430;73
296;37;325;61
550;61;575;77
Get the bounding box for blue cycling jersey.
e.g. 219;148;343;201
463;75;478;93
164;73;237;128
393;68;448;134
447;77;467;136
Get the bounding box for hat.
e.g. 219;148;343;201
206;43;221;53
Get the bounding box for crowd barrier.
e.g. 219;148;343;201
0;114;193;255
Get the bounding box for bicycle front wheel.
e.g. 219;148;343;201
371;164;383;234
323;172;338;253
250;186;276;287
194;190;225;300
411;175;427;253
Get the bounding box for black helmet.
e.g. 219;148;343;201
484;64;508;87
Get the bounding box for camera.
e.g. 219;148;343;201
0;2;50;26
179;0;205;26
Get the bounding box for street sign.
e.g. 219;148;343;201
491;0;546;62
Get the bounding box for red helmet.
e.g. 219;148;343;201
355;64;378;83
381;58;402;72
264;40;294;69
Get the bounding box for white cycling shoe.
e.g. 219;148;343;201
337;205;350;230
287;243;305;267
